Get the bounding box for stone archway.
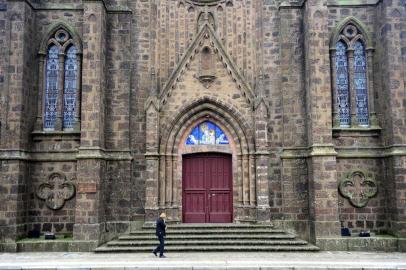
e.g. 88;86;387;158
144;96;270;224
156;98;257;223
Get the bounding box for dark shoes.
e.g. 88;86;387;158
153;251;166;258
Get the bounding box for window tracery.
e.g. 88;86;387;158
353;41;369;126
44;45;60;129
331;21;374;128
39;27;81;131
63;46;78;129
335;41;350;127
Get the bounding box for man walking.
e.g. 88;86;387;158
153;212;167;258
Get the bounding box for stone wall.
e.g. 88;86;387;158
28;162;77;234
336;159;387;233
0;0;406;251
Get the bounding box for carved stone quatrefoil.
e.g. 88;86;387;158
36;173;76;210
338;170;378;208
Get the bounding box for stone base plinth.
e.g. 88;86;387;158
316;236;403;252
0;240;98;252
73;223;104;242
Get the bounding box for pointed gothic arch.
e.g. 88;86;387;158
330;16;372;50
39;21;83;54
160;96;254;155
35;21;83;131
330;17;377;128
155;97;258;222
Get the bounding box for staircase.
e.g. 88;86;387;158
95;224;319;252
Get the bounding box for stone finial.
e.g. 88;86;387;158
150;68;158;97
256;70;265;98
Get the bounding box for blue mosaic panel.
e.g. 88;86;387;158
63;46;78;129
186;121;229;145
335;41;350;127
354;41;369;126
44;45;60;129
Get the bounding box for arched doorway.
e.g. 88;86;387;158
143;97;266;223
182;153;233;223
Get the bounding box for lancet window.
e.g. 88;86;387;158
331;21;374;128
39;27;81;131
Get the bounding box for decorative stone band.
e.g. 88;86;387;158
0;149;133;161
326;0;381;7
280;144;406;159
338;170;378;208
36;172;76;210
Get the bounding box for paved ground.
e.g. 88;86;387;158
0;252;406;269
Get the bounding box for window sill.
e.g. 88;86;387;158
31;130;80;141
332;126;381;137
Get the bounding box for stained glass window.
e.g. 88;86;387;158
186;121;229;145
44;45;60;129
335;41;350;127
354;41;369;126
63;46;78;129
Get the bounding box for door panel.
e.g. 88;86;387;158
183;156;206;223
183;153;232;223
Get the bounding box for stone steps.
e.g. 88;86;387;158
119;234;296;240
95;223;319;252
107;240;309;246
129;229;286;235
95;245;319;252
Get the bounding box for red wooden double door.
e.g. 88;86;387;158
182;153;233;223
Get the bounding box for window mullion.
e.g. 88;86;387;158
347;48;357;127
55;52;66;130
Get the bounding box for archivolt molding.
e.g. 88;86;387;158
184;0;230;6
171;111;244;156
159;22;255;108
330;16;373;50
39;21;83;54
160;97;254;155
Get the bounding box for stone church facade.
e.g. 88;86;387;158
0;0;406;251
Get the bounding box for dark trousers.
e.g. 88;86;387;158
154;234;165;256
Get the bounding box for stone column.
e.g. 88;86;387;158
144;69;160;222
330;49;340;127
34;53;46;131
254;74;270;223
303;0;340;243
73;52;82;131
73;0;107;243
366;48;378;127
0;1;34;252
378;1;406;238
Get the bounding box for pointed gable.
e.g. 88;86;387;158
159;22;255;108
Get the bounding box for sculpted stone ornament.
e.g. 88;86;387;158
36;173;76;210
338;170;378;208
186;0;226;6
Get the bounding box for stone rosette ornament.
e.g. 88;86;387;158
36;173;76;210
338;170;378;208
